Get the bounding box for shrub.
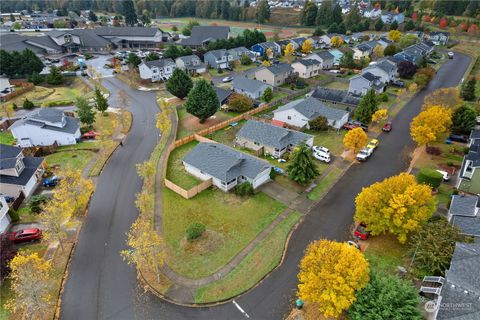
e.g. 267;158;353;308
269;168;278;180
309;116;329;131
416;168;443;189
228;93;253;112
186;222;206;241
23;98;35;110
12;103;18;110
234;182;255;196
42;99;75;107
217;67;223;74
8;209;19;222
379;93;389;102
28;195;50;213
426;146;441;155
447;161;454;167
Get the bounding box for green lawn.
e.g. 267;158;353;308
166;141;201;190
307;167;343;201
194;211;301;303
306;129;346;156
260;91;288;103
325;81;349;90
0;131;15;145
45;150;96;172
365;234;407;274
163;188;286;279
234;64;257;72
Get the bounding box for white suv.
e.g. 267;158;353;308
356;148;373;161
313;151;331;163
312;145;330;156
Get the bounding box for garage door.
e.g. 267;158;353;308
252;170;271;189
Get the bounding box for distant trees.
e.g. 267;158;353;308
300;0;318;26
185;79;219;123
256;0;271;23
0;49;44;78
181;20;200;36
287;142;319;185
205;29;266;52
163;45;193;59
166;68;193;99
122;0;137;26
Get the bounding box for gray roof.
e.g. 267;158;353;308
176;55;201;63
356;43;371;52
275;97;349;121
262;63;293;76
67;29;111;48
437;242;480;320
376;59;397;73
449;195;479;217
183;142;272;182
206;49;227;59
360;71;378;82
144;58;175;69
94;26;160;37
257;41;279;50
310;87;360;106
236;120;313;149
214;87;232;104
10;109;80;135
29;108;64;123
233;77;270;94
452;215;480;237
0;33;60;53
0;157;44;186
470;129;480;140
180;26;230;46
290;37;306;45
294;59;320;67
228;46;250;54
0;144;22;170
316;51;334;60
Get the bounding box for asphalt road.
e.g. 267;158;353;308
60;53;471;320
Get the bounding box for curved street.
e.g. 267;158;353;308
61;53;471;320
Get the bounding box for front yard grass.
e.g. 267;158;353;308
364;234;408;274
260;90;288;103
194;211;301;303
0;131;15;145
306;129;346;156
45;150;96;172
166;141;200;189
324;81;349;91
163;188;286;279
307;167;343;201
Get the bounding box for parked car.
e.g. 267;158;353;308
390;79;404;88
222;76;233;83
1;194;14;203
353;223;369;240
43;176;59;187
313;151;331;163
312;145;330;155
382;121;392;132
447;134;469;143
356;148;373;161
343;121;368;132
346;240;360;250
9;228;42;243
436;170;451;181
448;52;454;59
367;139;379;150
81;131;97;140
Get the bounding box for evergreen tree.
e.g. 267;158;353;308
331;4;343;24
390;20;399;30
28;72;44;85
88;10;98;22
123;0;137;26
163;45;182;59
328;22;339;33
375;18;384;31
313;26;325;36
354;89;379;123
287;142;319;185
94;87;109;114
315;0;332;26
461;77;476;101
23;98;35;110
185;79;219;123
45;66;65;85
256;0;270;23
126;53;141;67
21;49;44;76
405;20;415;31
345;6;362;31
76;97;96;127
340;51;355;68
452;104;477;133
166;68;193;99
384;44;401;56
300;1;318;26
338;22;347;34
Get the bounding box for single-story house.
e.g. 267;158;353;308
361;59;398;83
232;77;271;100
93;26;163;49
305;51;334;70
309;87;360;108
0;144;45;199
251;41;281;58
214;87;233;106
175;55;206;75
204;49;234;69
182;142;272;192
469;129;480;147
138;58;176;82
254;63;294;87
348;72;386;96
179;26;230;48
291;59;322;79
458;140;480;194
235;120;314;158
428;31;449;46
273;97;349;129
329;49;344;66
447;194;480;238
10;108;80;147
0;196;10;234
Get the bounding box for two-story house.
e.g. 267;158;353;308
348;72;386;96
291;59;322;79
0;144;45;199
138;58;177;82
175;55;206;75
250;41;281;58
254;63;294;87
204;49;234;69
227;46;256;62
10;108;81;147
458;139;480;194
0;196;10;234
361;59;398;83
447;194;480;238
232;77;272;100
305;51;335;70
353;43;372;60
428;31;449;45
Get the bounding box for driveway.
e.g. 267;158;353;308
86;55;115;78
60;53;471;320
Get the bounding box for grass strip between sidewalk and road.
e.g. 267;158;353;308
194;211;302;303
307;167;343;201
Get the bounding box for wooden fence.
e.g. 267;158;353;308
163;104;270;199
0;80;34;102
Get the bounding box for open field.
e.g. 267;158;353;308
163;188;286;279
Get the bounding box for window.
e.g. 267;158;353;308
287;116;291;120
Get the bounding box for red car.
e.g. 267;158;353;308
81;131;97;140
9;228;42;243
353;223;369;240
382;121;392;132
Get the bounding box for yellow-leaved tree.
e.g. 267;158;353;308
39;198;75;251
53;169;95;215
266;47;273;59
343;127;368;153
262;59;272;67
423;87;462;109
301;39;313;53
331;36;344;47
7;252;53;318
284;43;295;62
121;216;165;283
410;106;452;146
297;240;370;318
156;98;172;134
354;173;435;243
371;109;388;123
387;30;402;42
372;45;384;60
